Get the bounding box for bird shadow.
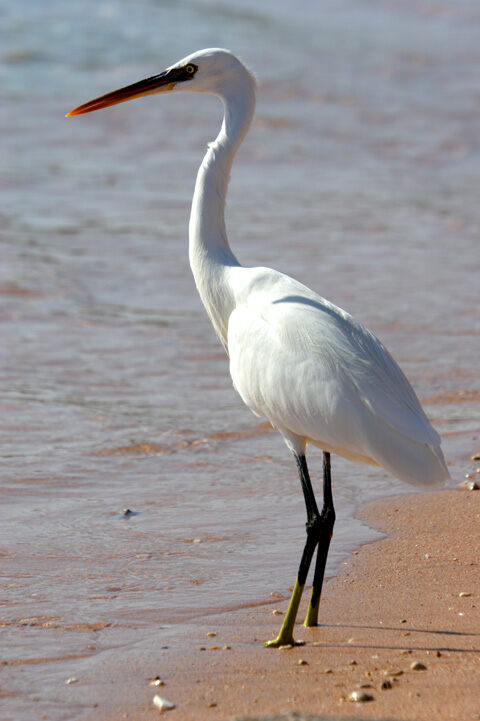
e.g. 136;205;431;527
319;621;479;637
308;621;480;654
318;641;480;654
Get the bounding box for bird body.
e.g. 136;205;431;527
67;48;449;646
226;266;447;487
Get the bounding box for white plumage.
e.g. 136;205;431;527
227;266;448;487
67;48;449;645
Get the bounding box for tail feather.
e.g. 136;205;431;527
364;415;449;488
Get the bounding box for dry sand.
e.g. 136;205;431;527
73;488;480;721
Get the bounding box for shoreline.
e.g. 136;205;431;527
69;487;480;721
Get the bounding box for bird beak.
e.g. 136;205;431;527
66;68;182;117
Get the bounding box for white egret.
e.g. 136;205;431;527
67;49;450;647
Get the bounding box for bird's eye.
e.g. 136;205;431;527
185;64;196;75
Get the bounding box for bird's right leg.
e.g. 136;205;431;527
264;453;320;648
303;451;335;627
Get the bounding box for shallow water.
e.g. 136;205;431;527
1;0;480;717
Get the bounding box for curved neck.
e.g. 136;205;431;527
189;80;256;342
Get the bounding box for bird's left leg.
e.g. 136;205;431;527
264;453;320;648
303;451;335;627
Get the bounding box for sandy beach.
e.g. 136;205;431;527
3;2;480;720
26;486;472;721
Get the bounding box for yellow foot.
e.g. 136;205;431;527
263;635;295;648
264;578;305;648
303;592;320;627
303;610;319;628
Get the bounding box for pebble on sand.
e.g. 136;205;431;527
380;680;393;690
383;668;403;677
150;677;164;687
65;677;78;685
471;453;480;461
206;631;216;637
410;661;427;671
459;592;472;597
348;690;374;702
153;695;175;712
458;479;480;491
272;609;283;616
297;658;308;665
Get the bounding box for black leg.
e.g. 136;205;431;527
304;451;335;626
264;452;335;648
264;451;324;647
295;453;321;587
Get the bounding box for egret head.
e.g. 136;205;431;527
66;48;254;117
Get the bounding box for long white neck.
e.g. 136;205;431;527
189;78;256;345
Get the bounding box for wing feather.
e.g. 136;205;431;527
228;269;440;455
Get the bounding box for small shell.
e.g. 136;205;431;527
65;677;78;685
348;690;374;702
410;661;427;671
459;592;471;597
153;695;175;712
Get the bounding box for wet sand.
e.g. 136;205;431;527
10;487;474;721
